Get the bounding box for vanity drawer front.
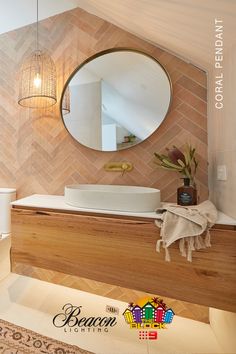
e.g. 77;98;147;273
11;208;236;312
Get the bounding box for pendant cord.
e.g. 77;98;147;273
36;0;39;51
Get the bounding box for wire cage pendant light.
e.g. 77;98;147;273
18;0;57;108
62;86;70;115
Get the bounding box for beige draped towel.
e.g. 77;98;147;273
155;200;218;262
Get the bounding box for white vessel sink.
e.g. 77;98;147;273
65;184;160;212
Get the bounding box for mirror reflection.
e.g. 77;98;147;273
61;49;172;151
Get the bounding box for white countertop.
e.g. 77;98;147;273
11;194;161;219
11;194;236;226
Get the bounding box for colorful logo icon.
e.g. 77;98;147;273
123;297;174;340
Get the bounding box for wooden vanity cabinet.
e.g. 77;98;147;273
11;207;236;313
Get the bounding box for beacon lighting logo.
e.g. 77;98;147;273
122;297;175;340
53;303;117;333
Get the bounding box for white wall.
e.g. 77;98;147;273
0;0;79;35
102;124;117;151
102;81;159;140
102;113;130;147
64;81;102;150
208;43;236;217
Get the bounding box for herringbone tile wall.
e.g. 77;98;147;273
0;7;208;201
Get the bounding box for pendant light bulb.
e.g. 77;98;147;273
34;73;42;88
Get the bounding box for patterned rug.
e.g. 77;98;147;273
0;319;93;354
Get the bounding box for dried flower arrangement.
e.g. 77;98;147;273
154;144;198;187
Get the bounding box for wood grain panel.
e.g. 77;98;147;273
11;208;236;312
0;7;208;202
11;262;209;323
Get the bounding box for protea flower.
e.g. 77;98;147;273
154;144;198;186
166;146;185;165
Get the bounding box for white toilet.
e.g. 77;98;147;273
0;188;16;280
0;188;16;238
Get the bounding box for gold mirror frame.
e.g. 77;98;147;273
60;47;173;152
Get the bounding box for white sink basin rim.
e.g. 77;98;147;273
64;184;160;212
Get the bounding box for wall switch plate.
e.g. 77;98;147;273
217;165;227;181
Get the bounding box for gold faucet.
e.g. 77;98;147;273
104;162;133;173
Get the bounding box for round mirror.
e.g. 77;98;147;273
60;49;172;151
